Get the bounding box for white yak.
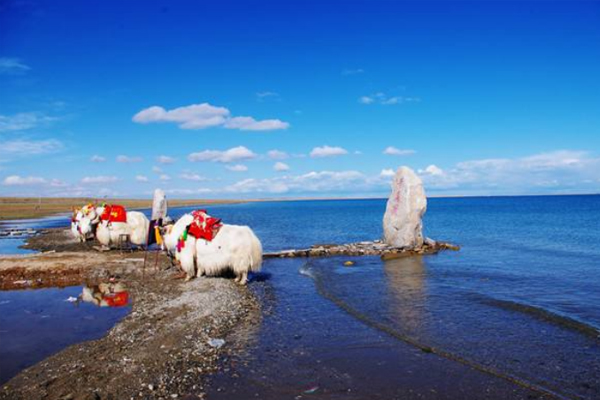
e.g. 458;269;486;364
163;214;262;285
71;206;105;242
96;211;150;247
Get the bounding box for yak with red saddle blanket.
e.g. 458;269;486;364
163;210;262;284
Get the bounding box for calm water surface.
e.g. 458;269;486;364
0;285;130;384
203;196;600;399
1;196;599;398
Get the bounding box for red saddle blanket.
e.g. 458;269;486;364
187;210;222;241
102;291;129;307
100;205;127;223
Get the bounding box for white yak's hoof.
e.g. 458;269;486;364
184;275;193;282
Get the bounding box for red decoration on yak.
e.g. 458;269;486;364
187;209;222;241
100;205;127;223
102;291;129;307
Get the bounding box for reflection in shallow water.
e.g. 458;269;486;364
80;279;129;308
293;255;600;399
0;283;131;385
383;257;426;335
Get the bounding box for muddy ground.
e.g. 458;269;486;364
0;228;261;400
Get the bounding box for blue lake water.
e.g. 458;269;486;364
0;285;130;385
202;196;600;399
1;196;599;398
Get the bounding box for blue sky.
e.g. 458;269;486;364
1;0;599;199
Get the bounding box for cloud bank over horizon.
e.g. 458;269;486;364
3;146;599;198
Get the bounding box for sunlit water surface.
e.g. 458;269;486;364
1;196;599;398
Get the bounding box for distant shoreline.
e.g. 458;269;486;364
1;193;598;221
0;197;248;221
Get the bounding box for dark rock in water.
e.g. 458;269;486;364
382;166;427;249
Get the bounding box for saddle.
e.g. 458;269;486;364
187;209;222;241
100;204;127;223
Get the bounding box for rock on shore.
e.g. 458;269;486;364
383;167;427;249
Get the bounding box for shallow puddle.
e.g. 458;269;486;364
0;215;69;255
0;282;131;384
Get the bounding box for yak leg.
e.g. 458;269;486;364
179;249;196;281
237;271;248;286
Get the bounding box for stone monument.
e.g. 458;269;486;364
382;166;427;249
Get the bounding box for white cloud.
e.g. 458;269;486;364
225;170;366;194
226;164;248;172
49;179;67;187
81;176;119;184
383;146;416;156
0;112;56;132
133;102;289;131
132;103;229;129
91;155;106;162
223;116;289;131
152;166;163;174
136;175;149;182
213;150;600;197
188;146;257;163
419;165;444;176
0;139;63;156
342;68;364;76
159;174;171;181
157;155;176;164
380;168;395;178
268;150;289;160
164;188;213;195
0;58;30;75
116;155;142;163
310;145;348;158
256;91;280;101
180;172;206;181
418;150;600;193
381;97;401;105
274;162;290;172
3;175;46;186
359;93;421;106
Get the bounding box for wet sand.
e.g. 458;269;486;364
0;228;260;399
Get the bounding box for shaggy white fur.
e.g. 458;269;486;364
96;211;150;247
162;214;262;284
71;206;105;242
195;224;262;285
162;214;194;261
70;210;85;242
